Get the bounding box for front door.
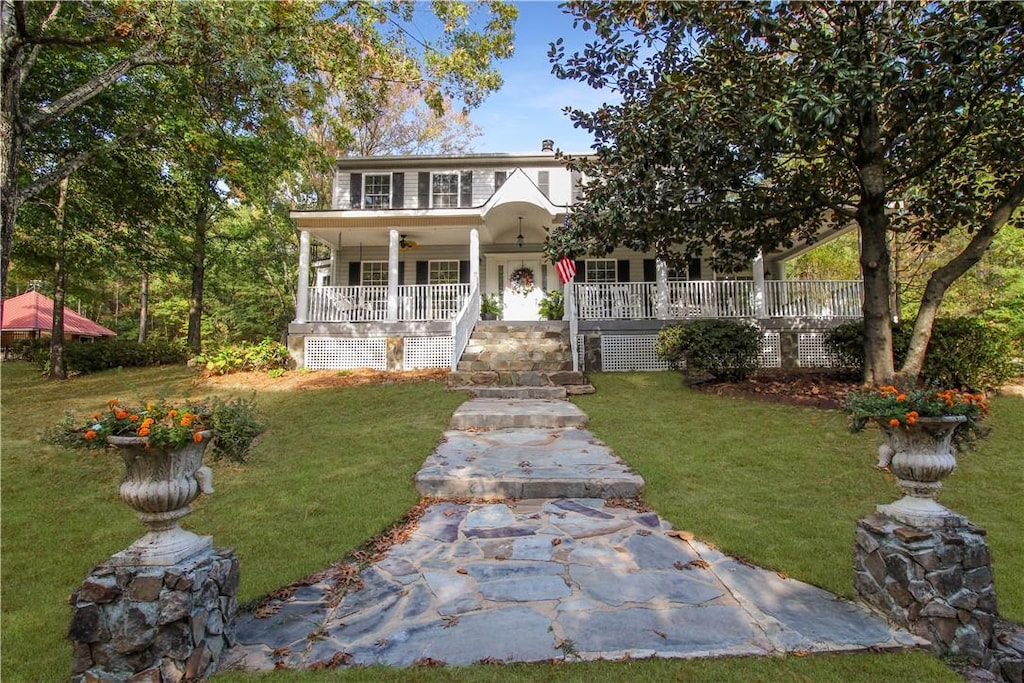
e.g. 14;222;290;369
495;257;544;320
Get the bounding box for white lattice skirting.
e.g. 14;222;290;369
597;332;782;372
304;337;387;370
600;335;673;372
798;332;841;368
760;332;782;368
403;337;453;370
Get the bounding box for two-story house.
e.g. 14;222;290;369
287;140;862;373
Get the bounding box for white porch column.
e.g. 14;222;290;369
752;250;768;318
469;228;480;287
387;229;399;321
655;258;669;319
295;230;310;323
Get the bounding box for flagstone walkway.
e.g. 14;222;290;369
218;398;925;672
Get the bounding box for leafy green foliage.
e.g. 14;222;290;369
538;289;564;320
480;293;503;316
194;339;291;376
826;318;1018;390
18;339;187;374
845;386;989;451
198;395;266;463
654;320;761;381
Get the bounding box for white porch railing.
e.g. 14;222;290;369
306;284;471;323
451;281;480;370
765;280;862;318
572;280;863;320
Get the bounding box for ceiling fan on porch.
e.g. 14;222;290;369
399;234;421;251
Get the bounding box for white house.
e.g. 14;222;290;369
288;140;861;372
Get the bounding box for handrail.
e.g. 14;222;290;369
451;281;480;371
566;281;579;373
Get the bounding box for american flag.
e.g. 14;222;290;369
555;213;576;284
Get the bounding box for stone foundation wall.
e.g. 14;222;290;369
68;548;239;682
854;514;1003;668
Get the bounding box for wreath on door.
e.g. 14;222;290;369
509;266;535;295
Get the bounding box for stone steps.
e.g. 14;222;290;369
450;321;579;388
414;427;644;499
448;398;588;430
448;370;585;388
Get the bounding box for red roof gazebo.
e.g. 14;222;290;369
2;291;116;352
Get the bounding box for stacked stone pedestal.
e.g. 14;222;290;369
69;548;239;682
854;514;1000;668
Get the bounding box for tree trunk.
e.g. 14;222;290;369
1;0;23;306
186;204;208;354
48;175;69;380
138;270;149;343
899;174;1024;383
854;104;895;386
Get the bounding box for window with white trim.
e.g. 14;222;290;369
429;260;460;284
585;259;617;283
361;261;388;286
363;174;391;209
432;172;459;208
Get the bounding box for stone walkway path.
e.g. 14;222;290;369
219;398;924;672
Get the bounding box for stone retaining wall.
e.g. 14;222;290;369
68;548;238;682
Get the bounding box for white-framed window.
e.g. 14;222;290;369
428;260;460;284
361;261;388;286
363;174;391;209
585;259;617;283
432;172;459;208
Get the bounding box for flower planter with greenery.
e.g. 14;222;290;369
480;293;503;320
847;386;989;528
46;397;264;565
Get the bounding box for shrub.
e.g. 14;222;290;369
655;319;762;381
27;339;188;374
824;317;1017;389
538;290;564;320
195;339;290;376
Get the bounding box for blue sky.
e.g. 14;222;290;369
468;1;611;154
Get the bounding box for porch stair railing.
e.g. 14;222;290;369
451;281;480;371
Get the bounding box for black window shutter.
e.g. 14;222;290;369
617;260;630;282
460;171;473;207
348;262;360;286
688;258;702;280
643;259;656;282
575;260;587;282
459;260;470;283
398;262;405;284
494;171;507;189
418;172;430;208
391;173;404;208
415;261;428;285
350;173;362;208
538;171;550;198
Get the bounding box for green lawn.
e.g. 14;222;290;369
4;363;1018;682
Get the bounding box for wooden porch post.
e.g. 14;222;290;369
470;228;480;286
387;229;399;321
752;251;768;318
655;258;669;319
295;230;310;323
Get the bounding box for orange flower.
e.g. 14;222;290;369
169;410;179;418
138;427;150;437
115;410;128;419
91;412;101;420
192;432;204;443
906;416;917;425
896;393;907;401
180;414;193;427
141;417;155;427
129;414;140;422
906;411;919;419
84;430;98;441
889;418;901;427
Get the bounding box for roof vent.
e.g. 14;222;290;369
541;139;554;152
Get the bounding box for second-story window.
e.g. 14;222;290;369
432;172;459;208
363;174;391;209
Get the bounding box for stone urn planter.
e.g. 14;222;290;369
874;415;967;528
107;431;215;566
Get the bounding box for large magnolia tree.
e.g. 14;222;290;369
548;1;1024;384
